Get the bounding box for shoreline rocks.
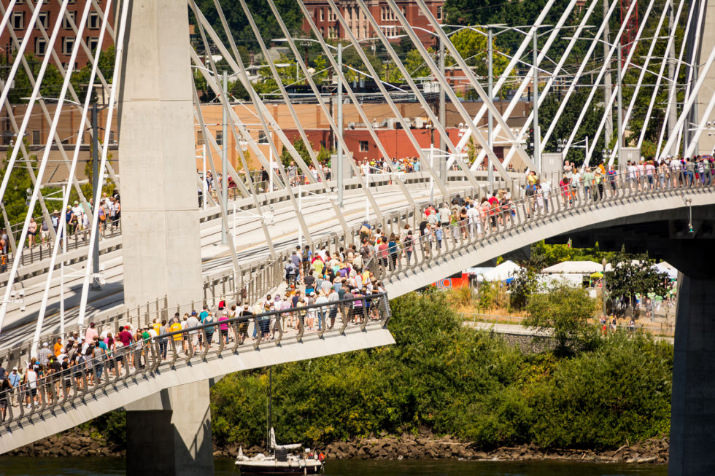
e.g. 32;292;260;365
12;429;668;465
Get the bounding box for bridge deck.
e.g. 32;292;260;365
0;295;393;453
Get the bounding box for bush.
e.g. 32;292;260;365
208;292;672;451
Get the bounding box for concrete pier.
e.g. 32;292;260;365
118;0;209;472
669;274;715;475
125;381;214;475
118;0;202;312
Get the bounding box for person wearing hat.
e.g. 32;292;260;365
39;342;52;367
8;366;20;406
237;304;251;345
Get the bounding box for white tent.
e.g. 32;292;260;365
541;260;612;275
653;261;678;279
477;260;522;282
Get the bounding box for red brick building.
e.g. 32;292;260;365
0;1;115;70
302;0;445;47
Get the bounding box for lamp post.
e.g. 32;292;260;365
221;70;228;245
533;31;541;174
337;42;343;209
602;257;607;317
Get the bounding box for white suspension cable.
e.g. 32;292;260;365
614;0;672;165
637;0;685;151
684;91;715;157
77;0;131;330
538;0;620;154
32;0;102;356
454;0;559;153
656;0;702;158
581;0;658;168
474;0;584;170
659;45;715;159
411;0;537;171
0;0;76;332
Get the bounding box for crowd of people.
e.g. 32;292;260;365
0;282;387;421
0;191;121;263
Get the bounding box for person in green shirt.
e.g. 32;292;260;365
582;167;594;201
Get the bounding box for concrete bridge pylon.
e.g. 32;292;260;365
118;0;209;473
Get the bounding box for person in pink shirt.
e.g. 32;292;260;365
84;322;99;343
218;311;230;344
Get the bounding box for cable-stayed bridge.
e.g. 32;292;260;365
0;0;712;474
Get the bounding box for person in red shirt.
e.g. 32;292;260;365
487;193;499;227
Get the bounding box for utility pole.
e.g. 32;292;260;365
337;43;344;209
487;27;494;190
90;103;101;289
617;43;623;165
221;70;228;244
533;32;541;173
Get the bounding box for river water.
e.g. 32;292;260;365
0;457;666;475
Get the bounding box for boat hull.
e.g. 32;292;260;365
236;461;323;475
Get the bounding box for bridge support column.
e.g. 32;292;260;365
669;274;715;475
118;0;202;312
125;380;214;475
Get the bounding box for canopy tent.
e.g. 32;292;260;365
472;260;522;282
652;261;678;279
541;260;612;275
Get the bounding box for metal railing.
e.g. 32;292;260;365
0;293;390;428
362;168;713;283
0;169;516;278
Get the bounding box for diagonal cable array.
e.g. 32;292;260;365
0;0;707;348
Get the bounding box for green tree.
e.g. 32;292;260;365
0;142;41;226
279;138;311;167
524;285;597;353
605;252;671;316
192;0;302;51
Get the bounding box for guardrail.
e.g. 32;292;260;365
0;293;390;429
0;170;519;280
364;169;714;284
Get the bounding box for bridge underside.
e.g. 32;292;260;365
547;205;715;476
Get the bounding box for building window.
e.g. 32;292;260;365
319;8;324;21
258;131;270;144
62;37;75;55
37;12;50;30
32;130;40;144
437;6;443;20
109;131;116;144
63;11;76;30
87;36;99;53
359;141;369;152
12;12;24;30
88;12;100;30
35;37;47;56
216;130;223;145
12;38;23;55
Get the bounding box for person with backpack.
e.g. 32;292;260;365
203;311;215;347
285;258;297;286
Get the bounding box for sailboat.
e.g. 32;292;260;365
236;368;325;474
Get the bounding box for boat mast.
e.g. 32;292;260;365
266;366;273;450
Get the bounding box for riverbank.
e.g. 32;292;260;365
13;428;668;465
